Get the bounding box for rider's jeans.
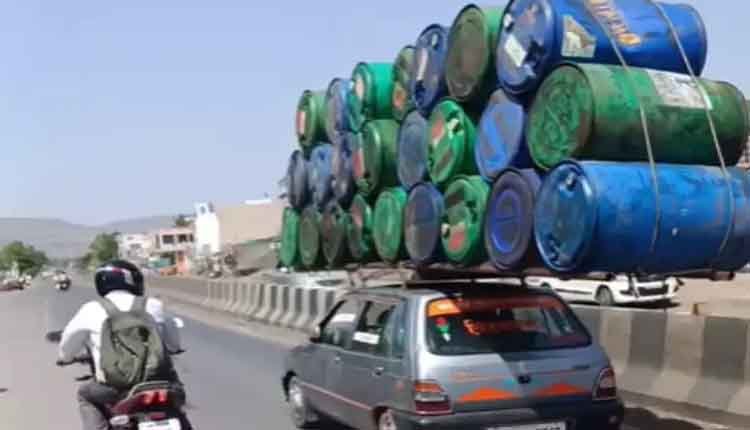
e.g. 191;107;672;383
77;381;121;430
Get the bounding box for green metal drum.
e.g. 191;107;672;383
353;119;400;197
527;63;749;170
321;201;351;268
442;176;490;265
347;194;376;263
373;187;408;263
299;206;324;269
428;99;478;186
392;46;416;122
445;5;505;105
347;62;395;131
296;90;327;151
279;208;300;268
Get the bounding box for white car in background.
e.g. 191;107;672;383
524;274;682;306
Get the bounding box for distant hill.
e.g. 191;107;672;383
0;216;174;259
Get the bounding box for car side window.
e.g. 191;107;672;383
351;301;396;356
381;302;407;359
320;300;360;349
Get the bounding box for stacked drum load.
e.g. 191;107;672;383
280;1;750;278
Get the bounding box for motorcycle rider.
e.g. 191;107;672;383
58;260;191;430
54;269;71;289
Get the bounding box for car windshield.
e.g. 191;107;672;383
425;292;591;355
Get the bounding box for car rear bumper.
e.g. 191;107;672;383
391;399;624;430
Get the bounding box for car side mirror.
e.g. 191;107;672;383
309;325;322;343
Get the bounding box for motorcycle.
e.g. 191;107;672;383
46;331;191;430
55;279;71;291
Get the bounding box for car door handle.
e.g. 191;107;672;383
333;355;342;364
373;366;384;376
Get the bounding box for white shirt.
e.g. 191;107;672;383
59;290;182;382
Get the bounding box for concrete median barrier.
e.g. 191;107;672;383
574;304;750;418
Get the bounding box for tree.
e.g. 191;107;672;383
88;232;120;266
0;241;49;276
174;214;192;228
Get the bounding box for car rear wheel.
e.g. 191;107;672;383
596;286;615;307
288;377;318;429
378;409;398;430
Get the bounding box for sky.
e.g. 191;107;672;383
0;0;747;225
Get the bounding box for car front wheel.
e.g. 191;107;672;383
288;377;318;429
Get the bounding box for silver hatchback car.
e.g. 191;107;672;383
282;282;625;430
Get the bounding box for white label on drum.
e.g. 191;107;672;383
647;69;713;110
416;48;429;81
561;15;596;58
504;33;527;68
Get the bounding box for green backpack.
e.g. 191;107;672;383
98;297;171;390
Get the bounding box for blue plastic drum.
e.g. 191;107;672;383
397;110;430;190
485;168;542;270
534;161;750;275
287;150;309;210
497;0;708;98
404;183;445;265
325;78;351;145
309;144;335;210
476;90;532;182
411;24;450;116
331;133;358;208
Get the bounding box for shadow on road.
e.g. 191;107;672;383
625;407;705;430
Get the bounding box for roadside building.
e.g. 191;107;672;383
151;227;195;275
117;233;154;263
193;199;285;273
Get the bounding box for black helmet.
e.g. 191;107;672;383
94;260;144;297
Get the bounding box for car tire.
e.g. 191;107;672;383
596;286;615;307
378;409;398;430
287;377;318;429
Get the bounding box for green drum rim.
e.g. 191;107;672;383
442;175;490;265
299;207;322;269
373;188;408;263
428;99;477;185
280;208;300;268
347;194;376;262
527;64;594;170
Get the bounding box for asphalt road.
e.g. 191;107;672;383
0;281;732;430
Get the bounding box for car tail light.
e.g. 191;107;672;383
593;367;617;401
413;380;452;415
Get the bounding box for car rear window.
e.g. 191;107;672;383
425;293;591;355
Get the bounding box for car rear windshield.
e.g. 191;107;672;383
425;293;591;355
